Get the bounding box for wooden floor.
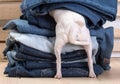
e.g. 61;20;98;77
0;58;120;84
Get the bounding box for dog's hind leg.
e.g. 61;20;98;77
84;44;96;78
54;37;66;79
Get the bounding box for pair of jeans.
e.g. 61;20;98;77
3;19;55;37
5;50;88;69
4;62;104;77
90;27;114;70
5;43;90;62
21;61;88;70
15;52;88;62
21;3;103;30
4;27;113;70
8;30;98;56
5;39;95;62
21;0;117;25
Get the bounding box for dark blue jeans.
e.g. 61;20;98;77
4;40;87;61
15;52;87;62
18;43;87;60
90;27;114;70
4;62;104;77
21;61;88;70
21;0;117;23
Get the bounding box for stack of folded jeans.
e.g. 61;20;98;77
2;0;117;77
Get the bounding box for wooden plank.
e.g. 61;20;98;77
112;52;120;57
0;0;21;1
0;2;21;20
0;27;9;41
0;43;6;61
113;40;120;52
114;28;120;39
0;20;9;27
117;5;120;16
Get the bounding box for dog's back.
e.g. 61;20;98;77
50;9;90;43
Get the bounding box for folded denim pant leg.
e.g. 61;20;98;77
90;27;114;70
7;62;103;77
13;42;88;61
15;51;90;62
28;0;117;19
21;61;88;69
21;0;117;29
5;45;88;65
3;19;55;37
18;41;87;60
8;30;98;56
6;51;17;66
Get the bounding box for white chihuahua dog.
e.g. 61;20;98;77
49;9;96;79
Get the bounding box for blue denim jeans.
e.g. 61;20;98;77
21;61;88;70
3;0;117;78
3;27;113;70
3;19;55;37
90;27;114;70
4;40;88;61
18;43;87;60
19;0;117;70
21;0;117;22
4;62;104;77
5;50;89;69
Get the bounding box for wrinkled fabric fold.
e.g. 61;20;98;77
8;30;98;55
4;62;104;77
20;0;117;31
21;0;117;21
5;42;92;62
3;19;55;37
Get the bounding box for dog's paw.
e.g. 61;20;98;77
89;72;96;78
54;73;62;79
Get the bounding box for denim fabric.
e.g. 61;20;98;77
21;3;100;29
20;0;117;30
6;50;89;69
8;30;98;57
3;19;55;37
4;62;104;77
21;0;117;23
21;61;88;70
19;0;116;70
3;1;117;78
5;28;113;69
6;51;17;66
15;52;88;62
3;27;113;69
5;43;90;62
90;27;113;70
4;39;88;60
9;30;54;53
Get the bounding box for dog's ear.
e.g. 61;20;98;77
75;21;84;28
